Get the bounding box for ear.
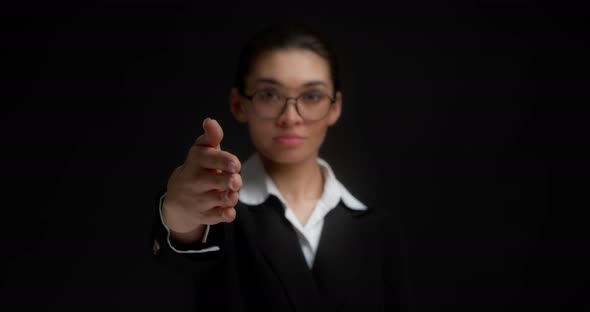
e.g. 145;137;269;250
326;91;342;126
229;87;248;123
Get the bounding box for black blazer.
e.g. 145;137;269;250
151;191;408;312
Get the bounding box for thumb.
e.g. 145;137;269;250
202;117;224;149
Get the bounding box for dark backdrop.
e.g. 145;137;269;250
2;1;585;311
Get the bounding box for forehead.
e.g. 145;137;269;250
247;49;332;89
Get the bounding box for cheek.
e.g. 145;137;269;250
247;122;271;147
310;125;329;146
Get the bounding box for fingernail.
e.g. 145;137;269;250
227;162;236;173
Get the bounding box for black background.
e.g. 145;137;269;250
2;1;586;311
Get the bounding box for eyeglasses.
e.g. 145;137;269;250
241;89;336;121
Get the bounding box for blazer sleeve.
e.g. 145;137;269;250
149;188;226;274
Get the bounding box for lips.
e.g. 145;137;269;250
273;134;305;146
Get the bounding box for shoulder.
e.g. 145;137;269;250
356;198;403;240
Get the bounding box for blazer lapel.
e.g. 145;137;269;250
311;202;375;311
242;196;323;312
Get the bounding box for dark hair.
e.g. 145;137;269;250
233;23;340;96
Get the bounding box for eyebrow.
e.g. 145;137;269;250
254;78;328;88
303;81;328;88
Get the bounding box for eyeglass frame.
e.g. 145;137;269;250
239;89;337;122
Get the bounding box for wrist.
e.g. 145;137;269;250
161;200;206;243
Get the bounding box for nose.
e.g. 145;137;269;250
276;98;303;126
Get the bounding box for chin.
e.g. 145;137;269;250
259;146;316;166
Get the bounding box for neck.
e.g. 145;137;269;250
259;153;324;204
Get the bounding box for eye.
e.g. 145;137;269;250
256;89;281;101
301;92;325;103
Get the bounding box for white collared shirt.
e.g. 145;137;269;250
159;153;367;268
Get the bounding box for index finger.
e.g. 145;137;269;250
198;148;241;173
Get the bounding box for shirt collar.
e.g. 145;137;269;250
238;153;367;211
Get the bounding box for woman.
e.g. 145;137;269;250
151;23;407;312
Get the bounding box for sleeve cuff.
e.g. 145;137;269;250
158;192;221;254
